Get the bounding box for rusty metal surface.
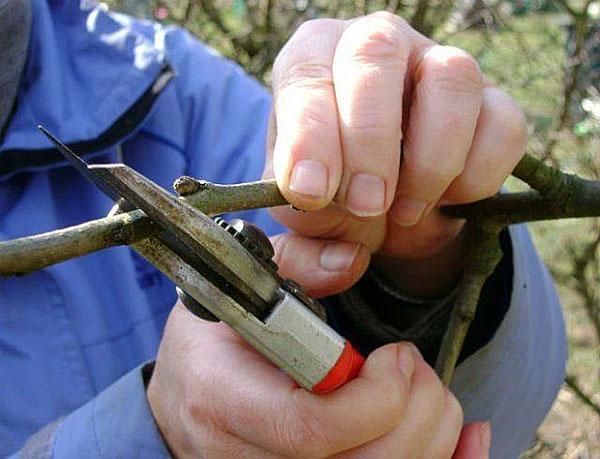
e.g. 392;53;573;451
92;164;282;314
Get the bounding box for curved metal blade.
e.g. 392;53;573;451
38;125;280;317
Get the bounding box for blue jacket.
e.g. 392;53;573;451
1;2;566;457
1;1;280;455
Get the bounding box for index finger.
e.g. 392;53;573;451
270;19;345;211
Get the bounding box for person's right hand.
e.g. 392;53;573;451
147;302;491;458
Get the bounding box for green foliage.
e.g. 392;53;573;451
442;14;567;154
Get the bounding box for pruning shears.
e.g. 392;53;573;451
39;126;364;394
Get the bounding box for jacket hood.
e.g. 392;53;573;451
0;0;172;180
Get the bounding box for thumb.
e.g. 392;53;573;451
271;233;370;298
453;421;491;459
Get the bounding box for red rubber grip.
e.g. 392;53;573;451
312;342;365;394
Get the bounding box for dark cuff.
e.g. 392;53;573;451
324;229;514;367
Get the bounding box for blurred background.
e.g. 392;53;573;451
110;1;599;456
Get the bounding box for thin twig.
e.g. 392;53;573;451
435;222;503;383
542;2;591;162
3;156;600;273
410;0;431;34
0;210;153;276
197;0;255;60
435;153;600;383
567;224;600;346
565;374;600;417
0;179;285;276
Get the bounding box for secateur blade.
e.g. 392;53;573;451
39;127;280;317
92;164;280;315
37;128;364;393
38;126;123;203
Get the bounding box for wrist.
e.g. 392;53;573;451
372;226;466;299
325;228;514;365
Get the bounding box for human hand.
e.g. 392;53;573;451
147;302;490;458
263;12;527;297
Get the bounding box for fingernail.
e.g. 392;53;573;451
479;422;491;451
397;344;415;380
390;197;428;227
346;174;386;217
319;242;359;272
288;159;329;200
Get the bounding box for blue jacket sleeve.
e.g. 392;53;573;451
14;365;169;458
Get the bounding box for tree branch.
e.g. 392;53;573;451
410;0;430;33
442;186;600;225
542;2;591;162
0;179;285;276
2;155;600;275
0;210;154;276
567;224;600;347
197;0;255;61
436;153;600;382
445;154;600;224
435;222;503;384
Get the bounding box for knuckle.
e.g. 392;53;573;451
291;18;343;39
186;396;207;424
371;10;405;22
420;46;483;95
275;59;333;90
443;47;481;79
185;381;217;428
276;18;339;66
414;158;464;188
348;15;408;64
353;29;403;63
346;113;392;138
367;11;410;33
296;18;334;36
509;113;528;153
298;105;337;133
